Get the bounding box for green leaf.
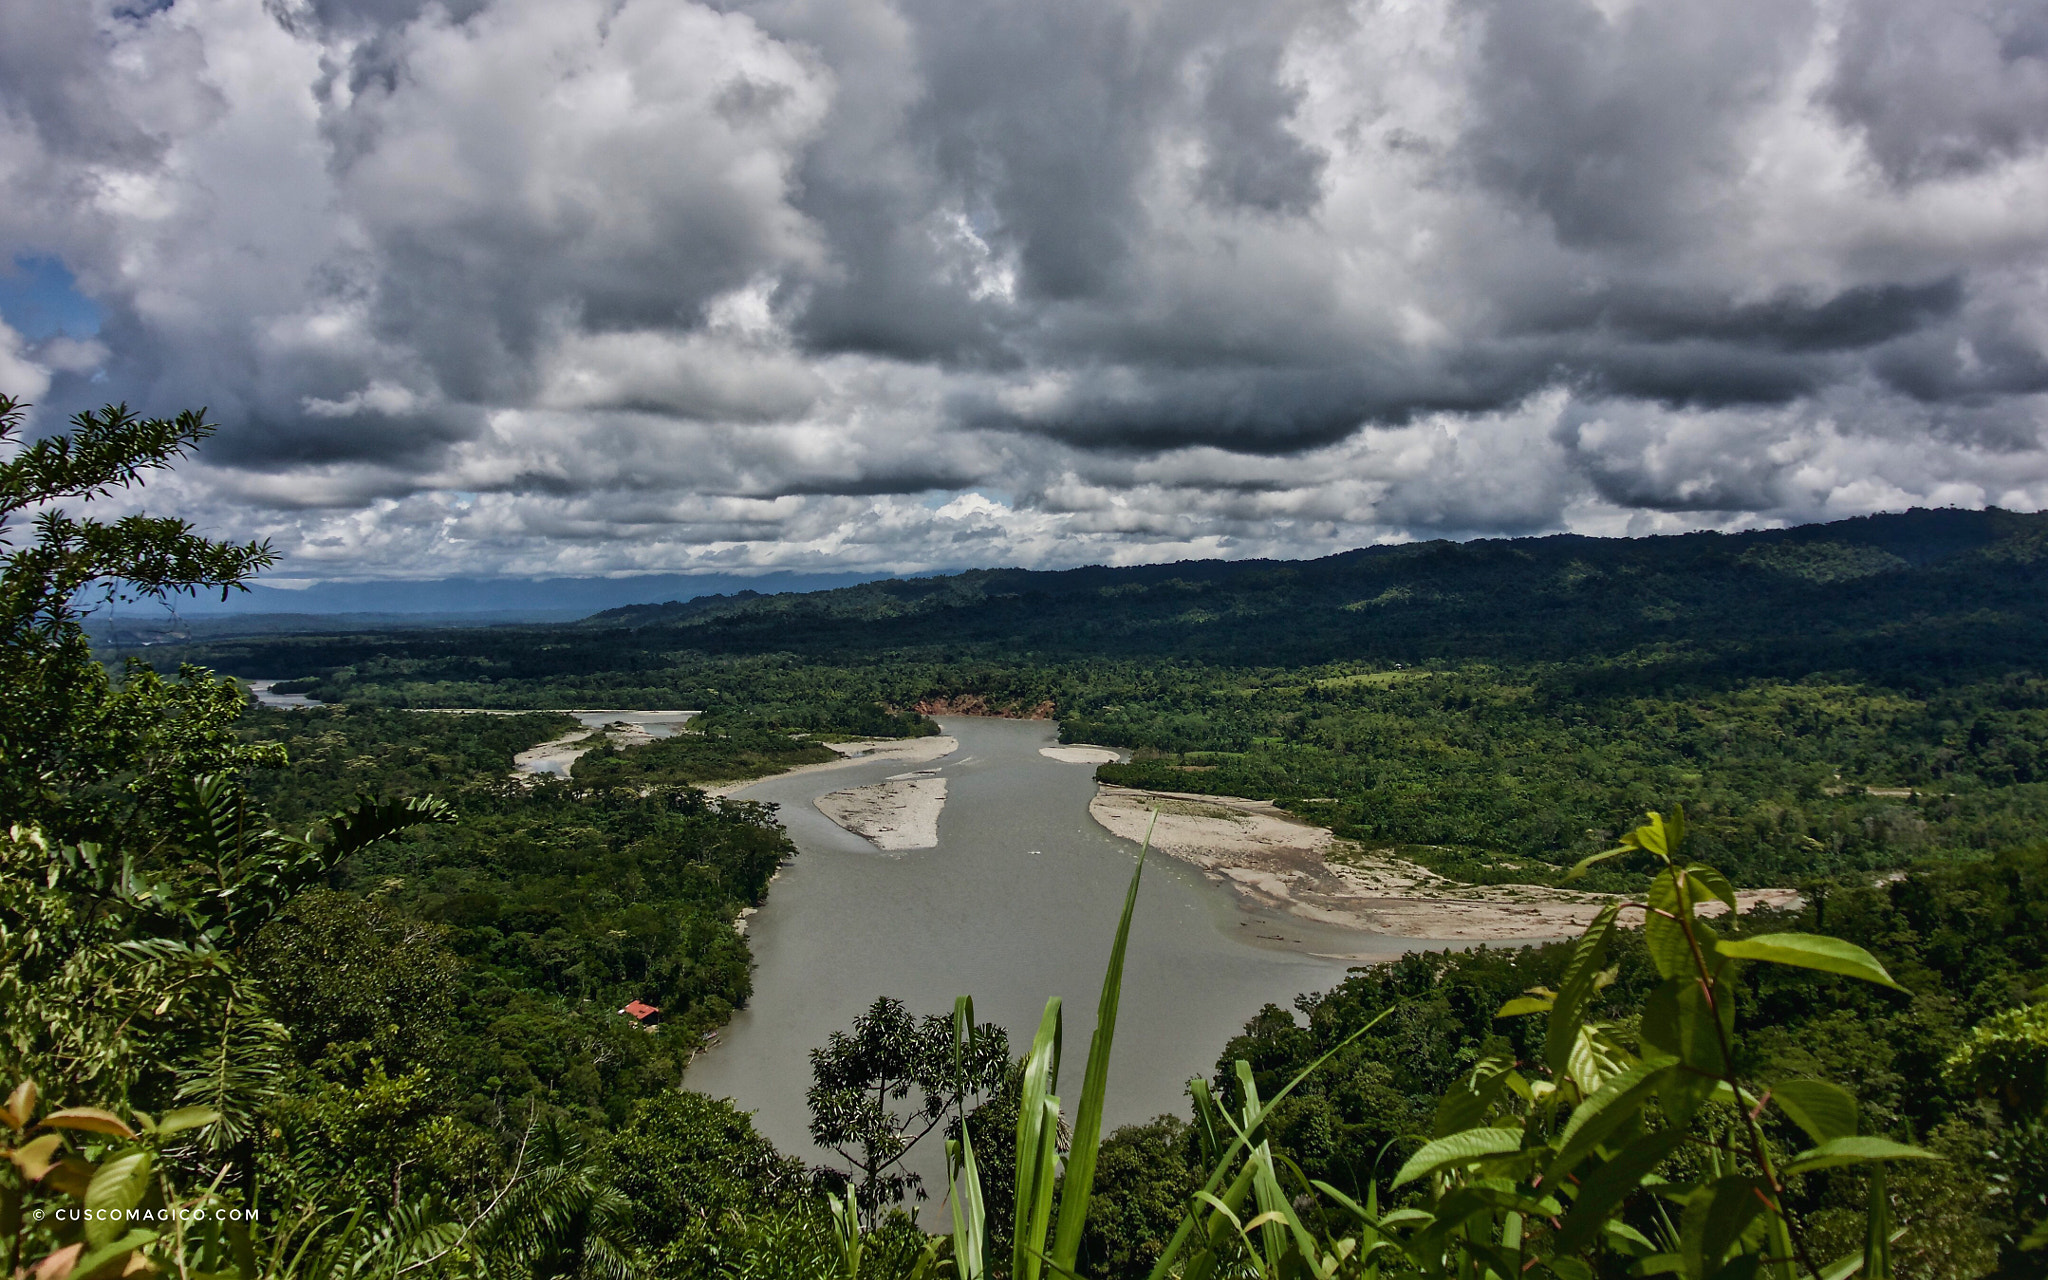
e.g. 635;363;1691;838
1783;1136;1939;1176
1770;1079;1859;1145
1496;995;1553;1018
40;1107;136;1140
1564;846;1631;883
1645;866;1718;981
1641;974;1735;1078
154;1107;219;1138
1048;826;1150;1275
1433;1053;1514;1138
83;1151;153;1247
1682;1175;1769;1277
1550;1057;1678;1181
10;1132;63;1180
1684;864;1739;915
1545;902;1621;1075
1012;998;1063;1280
1551;1130;1688;1256
1716;934;1907;992
1391;1127;1523;1187
69;1228;159;1280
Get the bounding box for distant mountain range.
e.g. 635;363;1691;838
95;569;910;639
184;506;2048;690
570;506;2048;669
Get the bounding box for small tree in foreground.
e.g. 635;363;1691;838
808;997;1012;1230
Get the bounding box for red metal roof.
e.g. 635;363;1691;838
620;1000;660;1020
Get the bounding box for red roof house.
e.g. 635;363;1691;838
619;1000;660;1022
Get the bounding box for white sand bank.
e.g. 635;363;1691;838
706;736;960;798
1040;745;1121;764
513;718;678;777
1089;786;1797;943
815;777;948;850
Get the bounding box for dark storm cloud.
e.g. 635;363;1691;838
1828;0;2048;183
1;0;2044;576
1459;0;1810;249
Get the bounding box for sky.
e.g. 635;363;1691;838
2;0;2046;585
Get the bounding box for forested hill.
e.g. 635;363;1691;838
192;506;2046;687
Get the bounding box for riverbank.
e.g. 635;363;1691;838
707;735;959;798
1088;785;1799;942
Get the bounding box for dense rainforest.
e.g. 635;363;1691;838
6;397;2047;1279
164;507;2048;890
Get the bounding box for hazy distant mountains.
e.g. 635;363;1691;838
159;507;2048;690
100;570;906;638
570;506;2048;673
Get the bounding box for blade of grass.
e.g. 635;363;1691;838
1012;997;1064;1280
1145;1002;1403;1280
1046;810;1155;1273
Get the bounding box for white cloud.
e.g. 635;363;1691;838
0;0;2043;580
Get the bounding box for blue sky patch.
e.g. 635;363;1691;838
0;256;102;342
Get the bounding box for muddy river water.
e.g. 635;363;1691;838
685;716;1435;1179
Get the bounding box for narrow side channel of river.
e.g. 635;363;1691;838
685;716;1432;1180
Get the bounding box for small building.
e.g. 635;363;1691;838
619;1000;660;1025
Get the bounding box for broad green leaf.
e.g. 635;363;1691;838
40;1107;135;1140
1566;1023;1635;1097
1684;864;1739;915
1376;1208;1435;1228
1392;1127;1523;1187
1641;975;1734;1078
83;1151;153;1247
1771;1079;1859;1145
154;1107;219;1138
1603;1218;1657;1251
1716;933;1907;991
10;1132;62;1180
1551;1129;1688;1255
67;1228;158;1280
1682;1175;1769;1277
1783;1136;1939;1176
1545;902;1621;1075
2;1080;35;1131
1551;1057;1678;1181
1645;867;1721;981
1433;1053;1514;1138
1496;995;1553;1018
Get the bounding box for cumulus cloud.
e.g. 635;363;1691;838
1;0;2045;579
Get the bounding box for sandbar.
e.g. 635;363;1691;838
1089;786;1797;943
513;718;673;777
706;735;960;798
815;777;948;850
1040;745;1121;764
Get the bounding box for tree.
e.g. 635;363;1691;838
1946;1001;2048;1267
0;395;274;840
806;997;1010;1229
0;395;472;1279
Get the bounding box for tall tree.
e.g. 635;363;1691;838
0;395;272;839
807;996;1010;1229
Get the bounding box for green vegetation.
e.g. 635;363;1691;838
570;720;839;789
163;506;2048;891
8;391;2048;1277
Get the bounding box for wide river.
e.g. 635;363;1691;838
686;716;1433;1175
